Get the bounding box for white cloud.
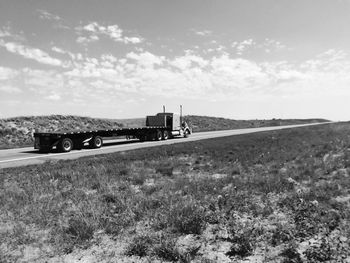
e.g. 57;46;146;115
5;46;350;111
106;25;123;40
37;9;61;21
76;35;99;44
83;23;98;32
51;46;65;54
0;28;11;38
276;70;306;81
301;49;350;72
126;52;164;67
0;26;26;41
0;67;21;94
46;93;61;101
76;22;144;44
124;37;143;44
51;46;78;67
194;30;212;36
57;50;283;101
232;38;287;55
315;49;348;64
233;38;255;55
0;41;63;66
263;38;287;53
170;53;208;70
0;85;21;93
100;54;117;68
0;66;18;80
23;68;65;99
37;11;70;30
101;54;117;62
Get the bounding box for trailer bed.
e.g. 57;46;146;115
34;126;167;136
33;126;172;152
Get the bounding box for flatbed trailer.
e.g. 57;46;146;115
34;112;191;152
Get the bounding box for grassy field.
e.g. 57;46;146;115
0;114;328;150
1;123;349;262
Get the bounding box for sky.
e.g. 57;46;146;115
1;0;350;120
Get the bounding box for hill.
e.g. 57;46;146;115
184;115;329;132
0;115;123;149
114;117;145;128
116;115;329;132
0;115;329;149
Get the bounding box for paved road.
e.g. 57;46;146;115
0;122;331;169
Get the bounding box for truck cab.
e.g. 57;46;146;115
146;112;191;137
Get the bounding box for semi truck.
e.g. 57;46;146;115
34;112;191;153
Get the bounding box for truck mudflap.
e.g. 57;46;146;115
34;137;40;149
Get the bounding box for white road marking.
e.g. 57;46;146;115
0;155;47;163
0;138;183;163
0;141;143;163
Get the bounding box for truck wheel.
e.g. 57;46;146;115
59;138;73;152
156;130;162;141
89;136;103;148
162;130;169;140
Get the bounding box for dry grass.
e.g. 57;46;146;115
0;122;349;262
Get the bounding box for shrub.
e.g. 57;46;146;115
152;237;182;262
11;223;34;246
65;216;95;245
119;168;129;176
280;244;302;263
156;165;174;176
294;204;321;239
168;201;206;234
131;173;146;185
271;224;295;246
303;237;332;262
225;218;256;259
225;234;254;258
279;197;323;239
99;193;137;234
125;234;154;257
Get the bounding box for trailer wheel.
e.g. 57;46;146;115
59;138;73;152
162;130;169;140
156;130;163;141
89;136;103;148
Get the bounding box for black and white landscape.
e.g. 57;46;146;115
0;1;349;262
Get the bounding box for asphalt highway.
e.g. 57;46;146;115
0;122;331;169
